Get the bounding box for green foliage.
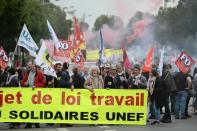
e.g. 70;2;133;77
0;0;72;53
94;15;123;31
155;0;197;53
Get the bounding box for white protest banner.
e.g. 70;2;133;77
35;40;57;78
17;24;38;57
47;20;61;50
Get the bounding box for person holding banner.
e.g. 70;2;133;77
116;63;127;89
5;68;21;129
85;66;104;91
47;62;63;88
60;62;71;88
22;61;46;128
128;64;147;89
104;65;121;89
71;66;85;89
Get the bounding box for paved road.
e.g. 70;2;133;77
0;114;197;131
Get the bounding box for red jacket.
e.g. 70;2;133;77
21;69;46;88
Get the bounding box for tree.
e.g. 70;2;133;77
0;0;72;53
94;15;124;31
155;0;197;53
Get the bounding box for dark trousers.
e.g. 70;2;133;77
162;94;171;120
170;91;176;114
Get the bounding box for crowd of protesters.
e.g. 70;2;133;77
0;60;197;128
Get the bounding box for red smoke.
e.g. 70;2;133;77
102;24;122;46
128;19;152;44
84;31;96;43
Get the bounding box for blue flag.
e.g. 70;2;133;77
99;29;105;65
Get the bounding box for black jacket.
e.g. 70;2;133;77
71;74;85;89
104;75;121;89
151;77;163;108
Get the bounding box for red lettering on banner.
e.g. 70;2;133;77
32;91;42;104
66;96;76;105
115;96;124;106
61;92;81;105
0;91;2;107
90;93;144;106
16;92;22;104
90;94;96;105
5;94;14;104
0;91;23;107
43;95;52;104
31;91;52;104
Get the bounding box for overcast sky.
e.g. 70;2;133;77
52;0;179;29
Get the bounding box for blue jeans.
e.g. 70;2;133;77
153;102;160;121
175;91;188;118
149;100;155;117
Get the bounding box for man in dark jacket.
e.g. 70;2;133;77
104;66;121;89
71;66;85;89
160;64;176;123
60;62;71;88
128;64;147;89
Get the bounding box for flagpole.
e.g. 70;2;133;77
11;38;19;67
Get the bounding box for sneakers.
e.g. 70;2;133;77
151;121;160;125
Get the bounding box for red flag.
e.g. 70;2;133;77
142;47;154;72
0;47;8;69
44;40;70;63
54;40;71;58
175;50;195;73
121;44;131;69
73;49;85;68
73;16;86;51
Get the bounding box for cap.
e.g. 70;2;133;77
105;64;111;68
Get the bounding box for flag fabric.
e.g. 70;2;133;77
175;50;195;73
44;40;70;63
73;49;85;68
35;41;57;78
53;40;71;58
73;16;86;51
0;47;8;69
17;24;38;57
159;47;165;76
121;44;131;69
99;29;106;65
142;47;154;72
47;20;61;50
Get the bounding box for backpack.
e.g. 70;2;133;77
162;71;177;92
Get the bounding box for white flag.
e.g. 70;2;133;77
17;24;38;57
35;40;57;78
47;20;61;50
159;47;165;76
